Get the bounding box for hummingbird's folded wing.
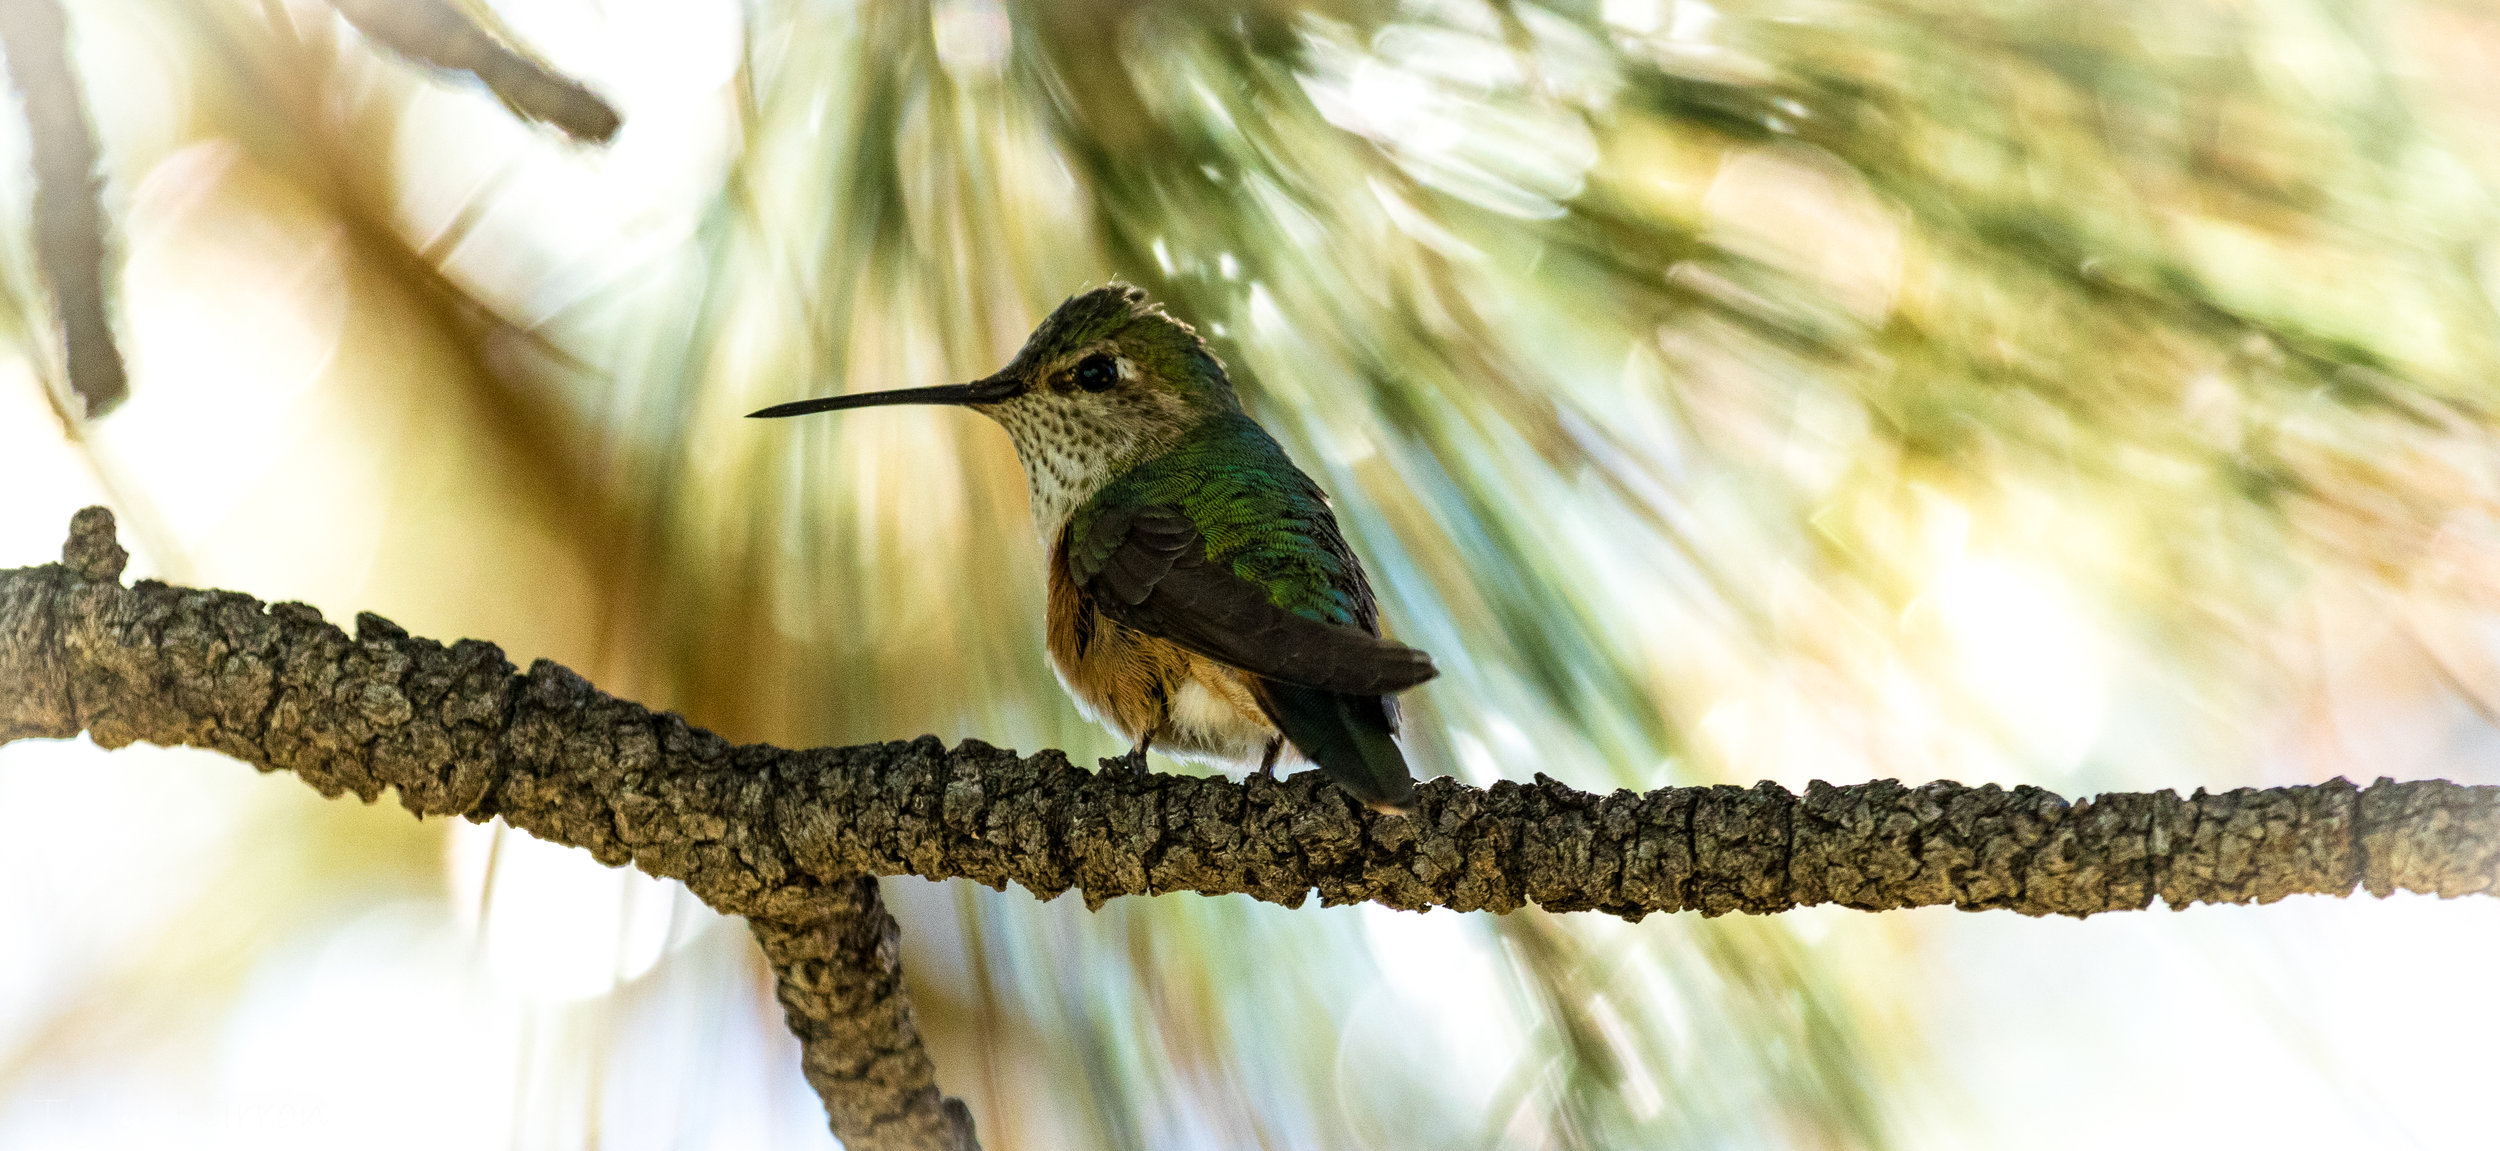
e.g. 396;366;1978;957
1072;505;1438;696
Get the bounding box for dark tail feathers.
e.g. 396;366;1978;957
1261;682;1417;813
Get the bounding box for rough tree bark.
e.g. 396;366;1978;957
750;876;978;1151
7;508;2500;1145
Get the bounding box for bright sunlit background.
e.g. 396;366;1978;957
8;0;2500;1147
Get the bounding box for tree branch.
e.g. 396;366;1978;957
750;877;977;1151
8;508;2496;925
6;508;2499;920
8;508;2500;1134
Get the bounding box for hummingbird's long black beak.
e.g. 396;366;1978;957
746;374;1021;419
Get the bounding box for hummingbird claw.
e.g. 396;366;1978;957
1101;745;1152;777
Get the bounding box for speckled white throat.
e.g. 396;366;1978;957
984;398;1145;543
975;357;1193;544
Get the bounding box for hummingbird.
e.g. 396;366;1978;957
750;285;1435;812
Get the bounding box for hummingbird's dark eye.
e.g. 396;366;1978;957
1073;354;1118;393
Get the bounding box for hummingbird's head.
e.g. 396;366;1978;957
749;284;1242;535
979;281;1243;420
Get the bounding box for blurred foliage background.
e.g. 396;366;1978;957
8;0;2500;1147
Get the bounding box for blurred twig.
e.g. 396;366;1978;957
325;0;620;143
0;0;127;417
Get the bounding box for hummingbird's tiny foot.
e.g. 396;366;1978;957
1254;738;1283;780
1103;746;1151;777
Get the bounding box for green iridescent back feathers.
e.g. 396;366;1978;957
1070;415;1378;632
